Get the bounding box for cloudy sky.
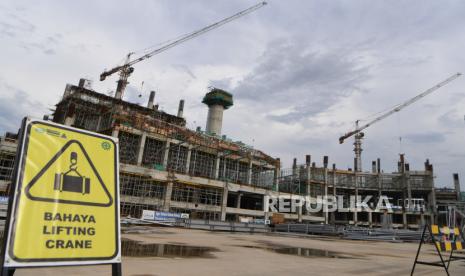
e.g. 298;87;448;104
1;0;464;188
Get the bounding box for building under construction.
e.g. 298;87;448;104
0;79;463;229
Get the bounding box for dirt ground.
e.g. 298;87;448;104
14;227;465;275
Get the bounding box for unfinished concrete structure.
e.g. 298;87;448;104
51;81;291;222
0;133;17;195
0;79;463;229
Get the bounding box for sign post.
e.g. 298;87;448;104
0;118;121;275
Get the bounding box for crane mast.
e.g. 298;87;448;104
339;72;462;172
100;1;267;99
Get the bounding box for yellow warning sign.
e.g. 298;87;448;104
4;119;120;267
25;140;113;206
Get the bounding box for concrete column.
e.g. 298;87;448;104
274;162;281;192
324;166;328;225
381;210;391;229
377;163;382;198
377;161;382;227
298;204;303;223
111;128;119;138
354;171;358;224
331;164;337;224
420;213;425;227
236;193;242;209
220;185;228;221
163;182;174;212
263;194;270;221
136;132;147;166
406;182;412;212
453;173;461;200
368;211;373;228
429;188;437;224
147;91;155;109
222;157;227;180
162;141;171;168
206;104;224;135
403;212;408;229
96;115;102;131
406;170;412;212
235;160;240;183
185;145;193;174
306;155;311;197
292;158;297;177
304;156;312;216
247;159;253;185
64;115;75;126
214;154;221;179
332;164;337;195
177;99;184;117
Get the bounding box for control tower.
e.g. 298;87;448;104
202;88;233;135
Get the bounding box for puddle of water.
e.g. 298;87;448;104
269;247;354;259
121;226;174;235
240;245;358;259
122;239;217;258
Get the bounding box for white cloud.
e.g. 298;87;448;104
0;0;464;188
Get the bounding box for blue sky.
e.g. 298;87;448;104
1;0;465;188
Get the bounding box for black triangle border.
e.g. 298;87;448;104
25;139;113;207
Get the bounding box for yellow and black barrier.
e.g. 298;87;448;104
411;224;465;275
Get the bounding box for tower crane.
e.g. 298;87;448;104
100;1;267;99
339;73;462;172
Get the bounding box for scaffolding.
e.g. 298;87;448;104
171;183;222;206
333;172;356;188
311;167;325;183
120;173;166;199
218;157;239;182
119;173;166;218
142;137;165;169
410;174;433;189
381;174;402;190
189;149;216;178
167;143;188;173
251;164;274;189
357;174;378;189
74;104;100;131
0;151;15;182
0;134;17;194
119;131;141;165
278;168;303;194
